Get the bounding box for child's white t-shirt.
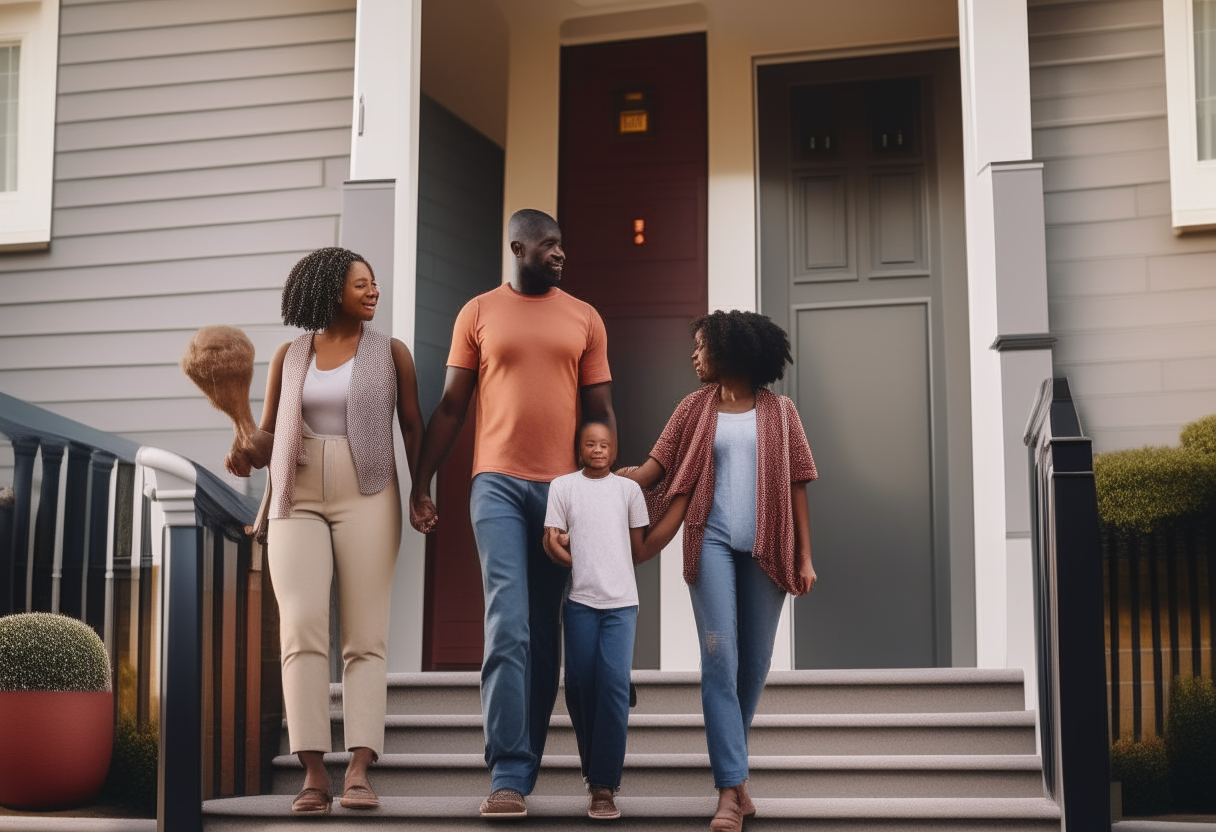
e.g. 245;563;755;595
544;470;650;609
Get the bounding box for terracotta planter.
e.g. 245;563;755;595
0;690;114;809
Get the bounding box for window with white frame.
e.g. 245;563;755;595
1164;0;1216;230
1199;0;1215;160
0;1;58;251
0;43;18;192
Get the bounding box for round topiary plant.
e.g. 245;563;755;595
0;613;115;810
0;612;111;692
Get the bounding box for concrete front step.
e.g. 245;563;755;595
287;710;1038;757
356;668;1027;716
270;752;1047;799
203;795;1062;831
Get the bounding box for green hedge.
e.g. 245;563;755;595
0;612;110;692
1111;735;1171;816
101;718;158;816
1094;414;1216;533
1167;676;1216;812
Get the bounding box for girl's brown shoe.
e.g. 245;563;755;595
737;779;756;817
710;785;744;832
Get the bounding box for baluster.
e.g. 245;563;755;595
1186;521;1202;678
31;441;66;612
1165;526;1180;687
9;437;38;612
87;451;117;637
59;443;91;620
1149;531;1164;735
1129;534;1142;741
1106;526;1120;740
0;485;13;616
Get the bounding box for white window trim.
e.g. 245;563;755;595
0;0;58;252
1164;0;1216;232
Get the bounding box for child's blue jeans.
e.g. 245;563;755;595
563;600;637;789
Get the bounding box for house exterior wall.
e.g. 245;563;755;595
0;0;358;493
1031;0;1216;453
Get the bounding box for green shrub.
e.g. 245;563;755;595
0;612;110;692
1093;445;1216;533
101;717;158;816
1180;414;1216;455
1111;735;1171;816
1167;675;1216;812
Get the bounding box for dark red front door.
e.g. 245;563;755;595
558;33;708;667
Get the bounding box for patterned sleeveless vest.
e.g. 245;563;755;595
269;324;397;519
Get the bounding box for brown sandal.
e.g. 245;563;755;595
340;783;380;810
291;787;332;815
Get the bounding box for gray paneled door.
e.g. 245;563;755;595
758;51;965;669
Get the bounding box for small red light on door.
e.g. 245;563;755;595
633;233;645;245
634;219;645;233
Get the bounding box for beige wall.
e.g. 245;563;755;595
420;0;509;147
483;0;958;297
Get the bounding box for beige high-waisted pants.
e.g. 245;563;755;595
267;434;401;756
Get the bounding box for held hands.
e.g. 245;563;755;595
409;491;438;534
543;527;573;568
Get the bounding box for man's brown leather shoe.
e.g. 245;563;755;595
588;786;621;820
480;788;527;818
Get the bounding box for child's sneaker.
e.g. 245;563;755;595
588;786;620;820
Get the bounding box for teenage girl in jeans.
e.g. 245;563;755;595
624;310;818;832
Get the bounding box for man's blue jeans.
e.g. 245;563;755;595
469;473;568;795
563;600;637;790
687;534;787;788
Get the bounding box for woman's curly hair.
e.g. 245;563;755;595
691;309;793;389
280;247;373;332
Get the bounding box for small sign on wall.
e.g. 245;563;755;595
614;87;654;137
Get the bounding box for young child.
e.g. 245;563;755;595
543;421;684;820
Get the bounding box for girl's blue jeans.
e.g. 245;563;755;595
688;534;787;788
562;600;637;789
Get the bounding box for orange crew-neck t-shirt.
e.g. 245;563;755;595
447;284;612;482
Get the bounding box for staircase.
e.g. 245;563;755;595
202;668;1061;830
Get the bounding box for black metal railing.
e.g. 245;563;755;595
0;392;278;830
1025;377;1110;830
1102;518;1214;742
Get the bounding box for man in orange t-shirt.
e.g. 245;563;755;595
410;209;615;818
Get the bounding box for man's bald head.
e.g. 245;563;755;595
508;209;561;246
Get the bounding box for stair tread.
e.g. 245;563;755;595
204;795;1060;820
342;667;1025;696
310;710;1037;727
272;752;1045;771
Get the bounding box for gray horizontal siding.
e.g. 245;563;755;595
1030;0;1216;453
0;0;355;494
414;96;503;419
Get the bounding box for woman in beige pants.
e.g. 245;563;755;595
229;247;424;815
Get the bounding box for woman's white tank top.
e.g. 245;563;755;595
301;355;352;437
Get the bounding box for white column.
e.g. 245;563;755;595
958;0;1051;705
351;0;422;350
350;0;425;672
